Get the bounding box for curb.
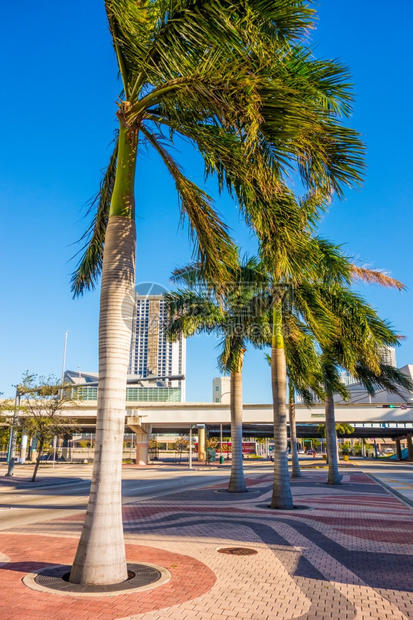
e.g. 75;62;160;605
366;473;413;510
0;477;85;490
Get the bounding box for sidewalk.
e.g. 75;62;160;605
1;469;413;619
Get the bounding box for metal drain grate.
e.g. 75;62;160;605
34;564;162;594
217;547;257;556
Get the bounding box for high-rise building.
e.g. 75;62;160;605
339;370;359;387
380;346;397;368
128;294;186;400
339;346;397;387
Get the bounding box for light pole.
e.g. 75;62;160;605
52;435;57;469
189;425;195;469
6;385;22;477
219;390;230;464
61;330;69;386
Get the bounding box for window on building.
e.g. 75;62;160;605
215;386;219;391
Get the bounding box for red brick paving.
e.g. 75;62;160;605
0;536;216;620
1;469;413;619
337;527;412;543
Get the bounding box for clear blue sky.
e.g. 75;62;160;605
1;1;412;400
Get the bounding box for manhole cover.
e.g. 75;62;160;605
217;547;258;556
25;563;170;596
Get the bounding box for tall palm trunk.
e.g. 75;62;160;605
271;303;293;509
325;390;341;485
289;384;301;478
70;125;138;585
228;352;246;493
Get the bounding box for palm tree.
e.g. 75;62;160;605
69;2;365;584
257;217;353;508
266;329;323;478
257;230;409;504
318;421;354;462
166;257;266;493
285;332;324;478
315;285;413;485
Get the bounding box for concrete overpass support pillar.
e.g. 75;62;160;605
134;423;152;466
198;426;206;462
396;439;402;461
135;434;149;466
407;434;413;462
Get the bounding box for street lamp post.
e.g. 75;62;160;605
189;425;195;470
52;435;57;469
219;390;230;465
61;331;69;386
6;386;22;477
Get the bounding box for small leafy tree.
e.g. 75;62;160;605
1;373;79;482
174;436;189;464
305;438;321;451
317;422;355;437
0;420;11;457
78;439;90;449
206;438;218;449
341;441;352;456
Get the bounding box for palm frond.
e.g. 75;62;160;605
351;266;405;290
311;237;352;285
353;363;413;397
141;126;237;282
164;289;225;341
70;138;118;297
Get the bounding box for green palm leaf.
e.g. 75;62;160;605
71;138;118;296
141;126;237;279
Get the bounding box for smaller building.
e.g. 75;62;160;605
334;364;413;405
212;377;231;404
65;370;182;402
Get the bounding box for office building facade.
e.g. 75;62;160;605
128;294;186;400
212;377;231;404
339;346;397;388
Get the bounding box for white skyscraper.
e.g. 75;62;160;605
380;346;397;368
128;294;186;400
339;346;397;387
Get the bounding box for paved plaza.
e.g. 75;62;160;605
1;465;413;619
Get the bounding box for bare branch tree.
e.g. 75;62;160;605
1;372;79;482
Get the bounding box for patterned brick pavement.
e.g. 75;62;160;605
1;470;413;619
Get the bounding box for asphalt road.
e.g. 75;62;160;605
0;465;237;531
1;458;413;531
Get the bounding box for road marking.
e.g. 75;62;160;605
123;484;157;493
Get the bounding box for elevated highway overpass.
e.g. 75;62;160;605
64;401;413;460
60;400;413;432
7;400;413;464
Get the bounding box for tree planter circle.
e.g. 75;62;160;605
23;563;171;597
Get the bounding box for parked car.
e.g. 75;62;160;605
306;450;316;455
298;449;305;454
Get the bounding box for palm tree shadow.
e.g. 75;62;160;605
0;561;64;574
